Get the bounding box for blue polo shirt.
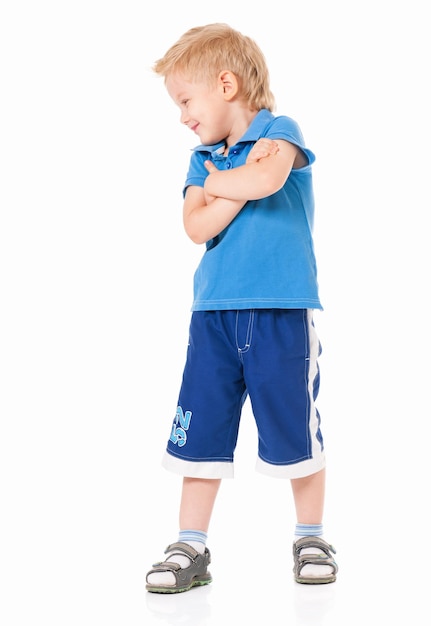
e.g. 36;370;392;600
183;109;322;311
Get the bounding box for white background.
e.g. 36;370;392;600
1;1;430;624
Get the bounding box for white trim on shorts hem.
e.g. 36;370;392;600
255;454;326;479
162;451;234;478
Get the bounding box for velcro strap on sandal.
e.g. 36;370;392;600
292;537;338;579
295;553;338;576
164;542;200;561
149;561;182;573
293;537;336;558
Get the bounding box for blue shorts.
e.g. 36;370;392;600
162;309;326;479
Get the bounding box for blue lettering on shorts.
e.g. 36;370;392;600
169;406;192;447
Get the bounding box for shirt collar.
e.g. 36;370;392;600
192;109;275;155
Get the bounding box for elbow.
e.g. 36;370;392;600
184;224;207;245
189;233;207;245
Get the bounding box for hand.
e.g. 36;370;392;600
246;138;279;164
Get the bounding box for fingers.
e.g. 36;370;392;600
246;138;279;163
204;160;218;173
205;138;279;171
258;138;279;154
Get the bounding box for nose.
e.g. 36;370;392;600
180;110;189;125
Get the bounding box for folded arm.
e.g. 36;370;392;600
204;139;298;201
183;139;301;244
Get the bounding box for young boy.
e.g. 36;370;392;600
146;23;337;593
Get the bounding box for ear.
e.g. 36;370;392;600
218;70;239;101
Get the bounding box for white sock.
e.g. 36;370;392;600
294;524;333;578
147;540;205;587
295;536;333;578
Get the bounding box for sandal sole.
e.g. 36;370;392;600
295;575;337;584
146;574;212;594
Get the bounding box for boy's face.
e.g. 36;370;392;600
166;73;232;146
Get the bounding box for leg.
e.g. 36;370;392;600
291;468;337;583
290;468;325;523
146;477;221;593
180;477;221;531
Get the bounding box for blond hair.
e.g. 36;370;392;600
153;23;275;112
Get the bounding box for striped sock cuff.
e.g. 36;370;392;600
178;529;208;546
295;523;323;537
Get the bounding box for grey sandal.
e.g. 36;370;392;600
293;536;338;584
146;542;212;594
